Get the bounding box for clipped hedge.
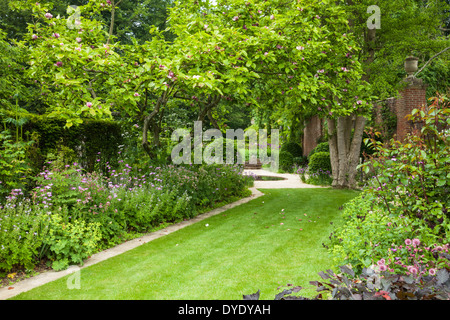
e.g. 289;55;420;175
1;112;124;173
281;141;303;158
308;141;329;159
279;150;294;172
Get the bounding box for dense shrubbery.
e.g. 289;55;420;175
279;150;294;172
0;159;253;274
308;142;329;159
320;99;450;296
246;255;450;300
280;142;303;159
308;151;331;173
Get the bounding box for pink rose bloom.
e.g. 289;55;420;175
44;12;53;19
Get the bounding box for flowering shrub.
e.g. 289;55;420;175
360;96;449;239
246;255;450;300
327;191;415;272
0;158;253;273
376;239;450;277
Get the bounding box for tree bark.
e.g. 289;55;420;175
327;115;366;189
142;92;166;158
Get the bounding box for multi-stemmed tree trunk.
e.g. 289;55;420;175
327;115;366;189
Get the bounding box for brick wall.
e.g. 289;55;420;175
302;77;428;150
395;78;427;141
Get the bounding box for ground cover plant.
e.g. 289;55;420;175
8;188;358;299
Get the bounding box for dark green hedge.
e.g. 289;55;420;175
1;112;124;173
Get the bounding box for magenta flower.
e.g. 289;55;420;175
134;92;140;97
55;61;63;67
44;12;53;19
379;265;387;272
429;268;436;275
53;33;60;38
32;34;38;40
86;102;93;108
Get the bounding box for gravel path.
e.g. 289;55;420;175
244;169;326;189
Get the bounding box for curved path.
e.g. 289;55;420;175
0;170;324;300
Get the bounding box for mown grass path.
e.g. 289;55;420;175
11;188;358;300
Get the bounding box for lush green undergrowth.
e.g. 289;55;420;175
0;160;253;275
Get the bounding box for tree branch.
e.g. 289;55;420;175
414;46;450;77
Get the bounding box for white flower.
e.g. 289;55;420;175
192;75;201;79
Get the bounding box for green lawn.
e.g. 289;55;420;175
11;188;358;300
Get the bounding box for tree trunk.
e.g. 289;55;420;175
327;115;366;189
142;92;166;158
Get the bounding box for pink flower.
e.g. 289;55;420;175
32;34;38;40
232;16;239;21
86;102;93;108
44;12;53;19
412;238;420;246
405;239;412;246
134;92;140;97
270;14;274;20
53;33;60;38
296;46;304;50
429;268;436;275
55;61;63;67
377;259;385;266
379;265;387;271
76;37;82;43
